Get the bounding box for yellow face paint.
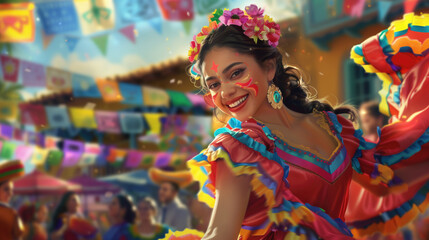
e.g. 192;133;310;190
234;74;259;96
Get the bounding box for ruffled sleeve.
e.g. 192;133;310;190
188;118;354;239
345;13;429;238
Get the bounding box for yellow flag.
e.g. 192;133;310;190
142;86;170;107
143;113;166;134
69;107;97;129
0;3;35;42
0;100;18;121
31;147;49;165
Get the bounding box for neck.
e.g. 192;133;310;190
139;218;156;230
252;102;304;128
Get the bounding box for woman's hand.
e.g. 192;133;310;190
202;159;252;240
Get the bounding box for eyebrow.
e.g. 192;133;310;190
205;62;244;82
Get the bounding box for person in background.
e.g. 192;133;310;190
49;191;97;240
134;197;169;240
103;194;137;240
359;100;388;142
0;160;25;240
157;181;191;231
19;203;48;240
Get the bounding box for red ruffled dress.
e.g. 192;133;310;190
346;13;429;238
186;13;429;240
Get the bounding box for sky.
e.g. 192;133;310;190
1;0;299;97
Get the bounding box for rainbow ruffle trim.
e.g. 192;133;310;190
350;13;429;117
347;181;429;238
160;229;204;240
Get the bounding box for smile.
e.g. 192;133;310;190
227;94;249;111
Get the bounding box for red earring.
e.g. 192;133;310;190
203;93;216;108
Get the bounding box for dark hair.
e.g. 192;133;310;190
162;181;180;192
360;100;388;125
49;191;76;233
116;194;137;224
193;25;357;122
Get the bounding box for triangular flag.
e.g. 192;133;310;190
65;36;80;52
350;0;365;18
182;20;192;35
119;25;135;43
148;18;162;34
91;34;109;55
378;0;393;21
42;31;54;49
404;0;420;13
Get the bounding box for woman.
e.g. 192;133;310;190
49;191;97;240
0;160;25;239
133;197;169;240
103;194;137;240
177;5;429;239
19;203;48;240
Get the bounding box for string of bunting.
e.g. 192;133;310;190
2;101;210;135
0;55;207;108
0;0;232;44
0;123;202;169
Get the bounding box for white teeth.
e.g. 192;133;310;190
228;95;248;108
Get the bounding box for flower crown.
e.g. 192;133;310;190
188;4;281;63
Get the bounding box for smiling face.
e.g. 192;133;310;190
201;47;275;122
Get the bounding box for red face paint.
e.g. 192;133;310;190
235;77;259;96
211;92;222;108
211;61;219;73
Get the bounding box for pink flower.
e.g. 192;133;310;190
264;21;281;47
243;17;265;43
219;8;248;26
245;4;264;18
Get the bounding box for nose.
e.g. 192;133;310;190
220;81;237;100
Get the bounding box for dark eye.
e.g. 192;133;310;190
208;82;220;90
231;68;244;79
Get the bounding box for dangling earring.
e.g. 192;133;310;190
267;83;283;109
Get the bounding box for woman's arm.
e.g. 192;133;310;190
202;159;252;240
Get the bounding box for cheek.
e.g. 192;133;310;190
212;92;222;106
234;77;259;96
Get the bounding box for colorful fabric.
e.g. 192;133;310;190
187;115;355;239
129;224;170;240
350;13;429;117
346;44;429;238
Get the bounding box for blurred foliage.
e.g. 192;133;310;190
0;81;23;101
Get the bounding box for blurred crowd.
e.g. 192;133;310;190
0;175;211;239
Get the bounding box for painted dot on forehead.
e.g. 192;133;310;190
211;61;219;73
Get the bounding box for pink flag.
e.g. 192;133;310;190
1;55;20;82
15;145;34;163
350;0;365;17
404;0;420;13
125;150;144;168
119;25;135;43
21;60;46;87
